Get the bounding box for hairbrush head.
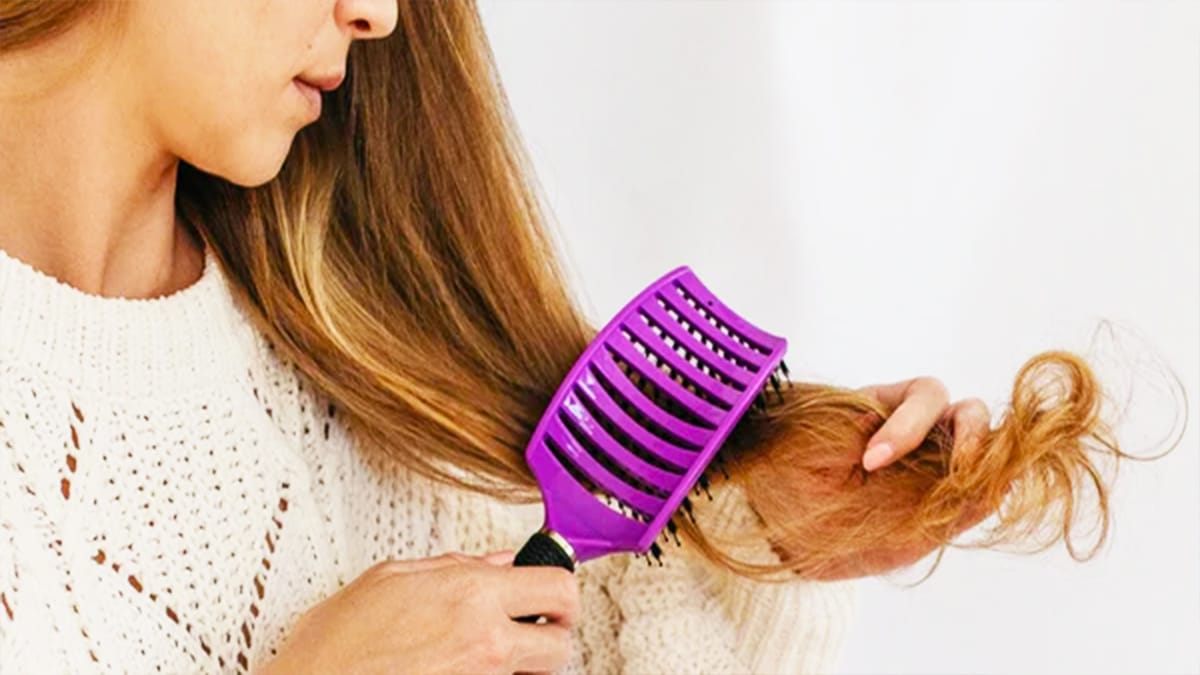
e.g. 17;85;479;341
515;265;790;572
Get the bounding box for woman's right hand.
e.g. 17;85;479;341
255;550;580;675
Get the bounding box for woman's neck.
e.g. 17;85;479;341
0;19;203;300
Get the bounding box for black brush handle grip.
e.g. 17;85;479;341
512;530;574;623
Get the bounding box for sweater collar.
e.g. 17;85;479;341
0;242;257;398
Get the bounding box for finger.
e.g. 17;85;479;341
944;397;992;457
484;549;516;566
856;377;923;413
861;377;950;471
506;622;572;674
492;566;580;628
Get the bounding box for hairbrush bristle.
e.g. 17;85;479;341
665;517;682;546
638;361;794;564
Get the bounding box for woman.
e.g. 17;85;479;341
0;1;1005;673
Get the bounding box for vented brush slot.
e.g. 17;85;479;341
557;411;671;499
573;383;689;474
653;294;759;373
544;434;651;523
637;311;747;392
606;345;717;430
617;327;732;412
673;283;771;356
587;363;704;451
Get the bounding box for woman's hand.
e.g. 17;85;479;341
857;376;992;472
254;550;579;675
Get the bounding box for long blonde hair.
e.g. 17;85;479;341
2;0;1186;583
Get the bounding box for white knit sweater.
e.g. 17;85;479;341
0;244;857;674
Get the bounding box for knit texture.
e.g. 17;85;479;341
0;244;857;674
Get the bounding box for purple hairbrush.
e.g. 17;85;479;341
512;265;791;586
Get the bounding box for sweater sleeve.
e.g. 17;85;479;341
447;483;857;675
605;483;858;674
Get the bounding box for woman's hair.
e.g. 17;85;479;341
3;0;1186;583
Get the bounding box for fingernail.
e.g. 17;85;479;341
862;442;893;471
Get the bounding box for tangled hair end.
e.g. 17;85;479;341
669;335;1187;585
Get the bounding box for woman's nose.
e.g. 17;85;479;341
337;0;399;41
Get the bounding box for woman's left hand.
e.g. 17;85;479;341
856;376;992;472
743;375;998;579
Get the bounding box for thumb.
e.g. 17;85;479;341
483;549;516;566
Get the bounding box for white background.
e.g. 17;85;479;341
478;2;1199;673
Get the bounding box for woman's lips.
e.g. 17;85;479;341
292;78;322;119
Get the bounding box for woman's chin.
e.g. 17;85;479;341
210;148;291;189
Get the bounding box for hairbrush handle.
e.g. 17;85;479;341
512;528;575;623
